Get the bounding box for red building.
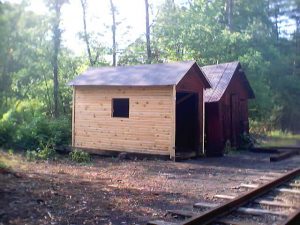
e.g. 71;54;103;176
202;61;255;156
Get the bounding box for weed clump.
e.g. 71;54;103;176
69;149;90;163
26;144;56;161
0;161;8;170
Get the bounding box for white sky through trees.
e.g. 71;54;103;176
6;0;170;55
5;0;296;56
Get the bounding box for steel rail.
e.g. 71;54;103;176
180;168;300;225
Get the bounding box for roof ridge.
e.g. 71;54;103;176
207;63;229;102
68;60;202;86
202;61;239;68
87;60;196;71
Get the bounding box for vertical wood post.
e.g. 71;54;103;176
170;85;176;159
72;87;76;146
202;92;205;155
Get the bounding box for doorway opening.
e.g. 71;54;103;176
175;92;199;157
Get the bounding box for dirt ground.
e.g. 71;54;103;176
0;150;300;225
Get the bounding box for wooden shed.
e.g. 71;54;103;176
69;61;211;159
202;61;255;156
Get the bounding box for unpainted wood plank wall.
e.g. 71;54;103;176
73;86;174;156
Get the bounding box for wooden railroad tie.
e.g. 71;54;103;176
289;183;300;188
239;183;300;195
193;202;290;216
214;194;298;208
147;220;178;225
149;211;260;225
153;207;290;225
148;168;300;225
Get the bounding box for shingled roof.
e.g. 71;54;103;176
69;61;211;88
202;61;255;102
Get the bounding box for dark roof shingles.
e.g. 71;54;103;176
69;61;201;86
202;61;240;102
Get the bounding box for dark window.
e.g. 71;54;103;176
112;98;129;118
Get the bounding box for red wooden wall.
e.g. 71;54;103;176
205;71;250;156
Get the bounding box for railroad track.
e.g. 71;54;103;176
148;168;300;225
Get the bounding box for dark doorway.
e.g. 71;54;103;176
175;92;199;156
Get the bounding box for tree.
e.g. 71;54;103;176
46;0;68;118
0;2;53;113
226;0;233;31
79;0;101;66
80;0;92;66
109;0;117;66
145;0;152;63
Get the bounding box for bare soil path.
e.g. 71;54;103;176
0;150;299;225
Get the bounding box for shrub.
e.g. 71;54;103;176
0;119;15;147
25;150;39;161
69;149;90;163
0;101;71;151
25;144;57;161
249;119;272;136
8;149;14;155
37;144;57;160
48;117;71;147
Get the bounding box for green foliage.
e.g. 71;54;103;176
8;149;14;155
25;150;39;161
37;144;57;160
26;144;56;161
0;100;71;150
0;161;8;170
0;118;15;147
69;149;91;163
249;119;272;136
266;130;295;139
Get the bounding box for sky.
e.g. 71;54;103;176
8;0;172;55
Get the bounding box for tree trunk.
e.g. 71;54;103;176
145;0;152;64
109;0;117;66
292;1;300;76
52;1;62;118
226;0;233;31
80;0;94;66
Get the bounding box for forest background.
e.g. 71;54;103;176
0;0;299;151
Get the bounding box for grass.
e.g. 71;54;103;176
0;149;31;171
266;130;300;139
256;130;300;147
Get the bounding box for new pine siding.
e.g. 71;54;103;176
73;86;174;155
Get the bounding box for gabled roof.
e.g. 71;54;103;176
202;61;255;102
69;61;211;88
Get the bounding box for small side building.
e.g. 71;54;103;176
69;61;211;159
202;61;255;156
